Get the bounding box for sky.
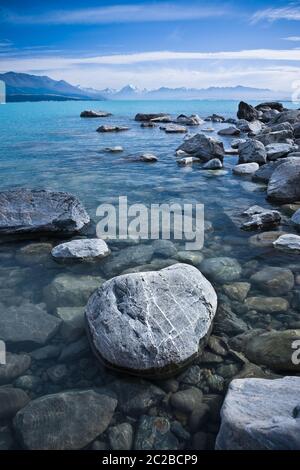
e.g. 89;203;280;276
0;0;300;91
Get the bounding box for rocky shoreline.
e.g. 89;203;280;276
0;100;300;450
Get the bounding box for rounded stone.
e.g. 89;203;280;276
200;257;242;283
250;267;294;295
51;239;110;263
85;263;217;378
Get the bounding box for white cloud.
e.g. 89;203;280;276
251;5;300;23
283;36;300;41
0;49;299;72
0;3;230;25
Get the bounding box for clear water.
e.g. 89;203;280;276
0;100;299;450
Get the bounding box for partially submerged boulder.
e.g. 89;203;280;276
176;134;224;162
80;110;111;118
0;189;90;236
267;158;300;203
85;263;217;378
51;239;111;263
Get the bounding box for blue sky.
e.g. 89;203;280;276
0;0;300;91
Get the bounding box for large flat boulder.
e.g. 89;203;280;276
216;377;300;450
85;263;217;378
176;134;224;162
0;189;90;236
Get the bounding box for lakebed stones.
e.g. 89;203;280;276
14;390;117;449
177;133;224;162
200;257;242;283
238;140;267;165
267;158;300;203
0;303;61;349
223;282;250;302
216;376;300;450
0;189;90;236
241;205;281;231
0;388;30;420
80;110;111;118
233;163;259;176
85;263;217;377
108;423;133;451
51;239;110;263
245;296;289;313
250;267;294;295
134;416;178;450
0;353;31;385
44;273;104;310
273;234;300;254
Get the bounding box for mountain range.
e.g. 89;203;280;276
0;72;288;102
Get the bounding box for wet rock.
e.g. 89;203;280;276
216;376;300;450
237;102;259;121
201;257;242;283
236;329;300;371
291;209;300;230
236;119;262;134
245;296;289;313
0;388;30;420
178;365;203;386
252;158;288;183
80;110;111;118
273;234;300;254
241;205;281;230
267;158;300;203
152;240;177;258
108;423;133;450
0;353;31;385
256;130;294;146
59;337;90;362
30;345;61;361
104;146;123;152
176;114;203;126
188;404;210;432
109;378;165;415
134;416;179;450
15;242;53;265
44;274;103;310
223;282;250;302
213;303;249;336
175;251;204;266
248;231;286;248
233;162;259;176
202;158;223;170
170;388;203;414
47;364;68;384
135;113;170;122
177;133;224;162
250;267;294;295
231;138;247;148
177;156;201;165
266;143;297;161
102;244;154;277
14;389;117;449
86;264;217;377
0;303;61;350
141;121;156;128
163;124;187;134
218;126;240;136
238;140;267;165
255;102;284;113
51;239;110;263
14;375;42;392
271;109;300;125
96;125;129;132
0;189;90;236
56;307;85;342
137;153;158;162
170;421;190;441
205;114;225;123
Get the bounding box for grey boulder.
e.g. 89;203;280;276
80;110;111;118
177;133;224;162
291;209;300;230
267;158;300;203
237;102;259;121
0;189;90;236
216;377;300;450
218;126;240;136
238;140;267;165
51;239;110;262
241;205;281;230
273;234;300;254
266;143;297;160
14;389;117;449
233;163;259;176
85;263;217;377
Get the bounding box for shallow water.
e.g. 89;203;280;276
0;99;299;450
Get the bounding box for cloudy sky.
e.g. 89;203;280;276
0;0;300;91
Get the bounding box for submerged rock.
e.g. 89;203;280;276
0;189;90;236
233;163;259;176
80;110;111;118
177;133;224;162
14;389;117;449
245;296;289;313
85;263;217;377
216;376;300;450
241;205;281;230
0;303;61;349
96;125;129;132
0;353;31;385
223;282;250;302
134;416;178;450
104;146;123;153
250;267;294;295
176;114;203;126
202;158;223;170
51;239;110;263
137;153;158;162
0;388;30;420
201;257;242;283
108;423;133;451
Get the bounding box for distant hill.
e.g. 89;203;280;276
97;84;288;101
0;72;106;102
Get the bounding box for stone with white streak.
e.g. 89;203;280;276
85;263;217;378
